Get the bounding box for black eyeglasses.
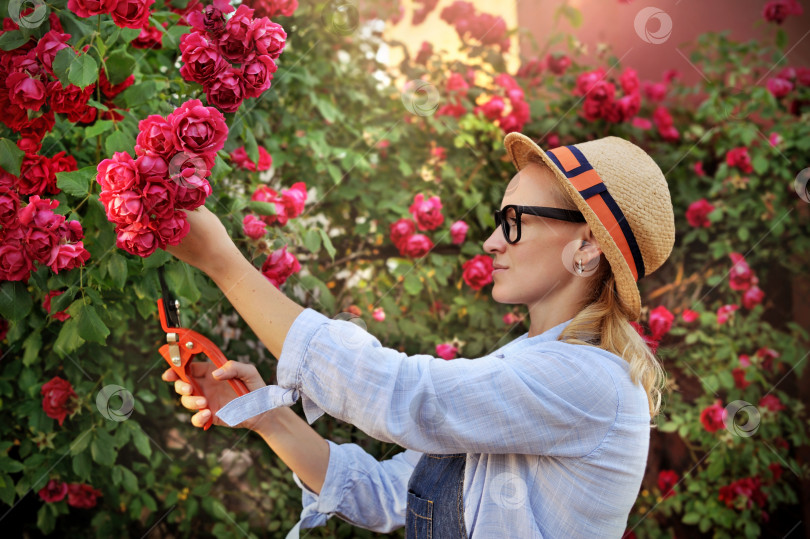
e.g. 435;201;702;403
493;204;585;244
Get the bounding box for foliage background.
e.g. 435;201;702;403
1;0;809;537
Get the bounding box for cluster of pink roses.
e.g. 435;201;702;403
727;252;765;310
765;66;810;116
96;99;228;257
0;193;89;282
39;479;103;508
762;0;803;24
390;193;468;259
733;348;781;389
440;1;510;51
478;73;531;133
574;67;642;125
179;2;287;113
230;145;273;172
68;0;155;29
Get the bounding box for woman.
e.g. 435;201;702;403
162;132;675;538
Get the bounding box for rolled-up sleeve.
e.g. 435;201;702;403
219;308;618;456
292;440;422;532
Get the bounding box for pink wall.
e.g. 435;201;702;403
517;0;810;84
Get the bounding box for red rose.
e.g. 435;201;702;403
768;462;783;483
252;18;287;60
131;23;164;49
719;477;767;510
681;309;699;323
436;343;458;360
0;240;33;281
242;55;277;99
398;233;433;259
7;72;46;111
648;305;674;341
547;53;571;75
153;211;190;246
254;0;298;18
732;368;750;389
50;152;78;178
476;96;505;121
61;220;84;243
449;220;468;245
142;180;175;220
40;376;78;426
188;2;231;36
657;470;679;499
242;214;267;239
171;170;211;211
389;218;416;248
725;147;753;174
261;245;301;288
43;290;71;321
717;304;739;325
230;146;273;171
17;154;53;196
38;479;69;503
98;70;135;99
435;101;466;118
109;0;155;29
767;77;793;98
461;254;493;290
699;400;727;433
168;99;228;155
762;0;801;24
115;221;158;257
34;30;71;75
205;67;245;113
24;227;60;264
728;252;755;291
619;68;640;95
66;483;102;509
48;242;90;274
280;182;307;219
66;0;115;18
409;193;444;231
135;115;177;159
219;4;255;62
0;188;19;227
180;32;228;86
756;347;779;370
97;152;142;193
742;286;765;309
685;198;714;228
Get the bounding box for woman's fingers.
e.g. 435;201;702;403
162;368;178;382
191;409;211;428
180;394;206;410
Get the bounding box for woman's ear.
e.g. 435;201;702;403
580;228;602;259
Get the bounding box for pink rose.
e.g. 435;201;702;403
462;254;493;290
767;77;793;98
631;117;652;130
281;182;307;219
230;146;273;171
135;115;176;159
769;132;782;147
398;234;433;259
171;169;211;211
694;162;705;176
66;483;102;509
136;154;169;179
219;4;255;62
476;96;505;121
446;73;469;96
252;18;287;60
101;189;145;224
717;304;739;325
436;343;458;360
242;214;267;239
415;41;432;65
38;479;69;503
153;211;190;246
685;198;714;228
41;376;78;426
34;31;71;75
66;0;115;17
732;367;750;389
131;23;164;49
253;0;298;18
390;218;416;248
242;55;277;99
681;309;699;323
261;245;301;288
48;242;90;274
630;321;660;354
372;307;385;322
449;220;468;245
43;290;71;321
61;220;84;243
168;99;228;155
756;347;779;370
109;0;155;29
726;147;753;174
97;152;142;193
0;240;33;281
7;72;46;111
180;31;228;86
24;228;60;264
648;305;674;341
142;180;175;220
409;193;444;231
547;53;571;75
187;0;232;36
205;67;245;113
115;222;158;257
619;68;640;95
759;394;786;412
742;286;765;310
729;252;755;291
699;400;727;432
0;188;20;227
503;313;521;325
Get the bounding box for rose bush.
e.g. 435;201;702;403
0;1;808;538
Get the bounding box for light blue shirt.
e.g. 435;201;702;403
216;308;651;538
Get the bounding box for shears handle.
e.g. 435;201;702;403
157;299;249;430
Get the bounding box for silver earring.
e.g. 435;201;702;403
576;260;584;275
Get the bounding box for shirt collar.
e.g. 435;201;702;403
498;317;575;354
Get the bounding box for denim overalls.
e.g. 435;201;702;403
405;452;468;539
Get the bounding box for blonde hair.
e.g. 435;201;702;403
528;155;666;423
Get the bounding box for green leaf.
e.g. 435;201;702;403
68;53;99;89
70;429;93;456
210;153;233;183
90;432;116;467
22;331;42;367
247;200;277;216
142;249;173;269
105;130;136;156
0;138;25;177
120;466;138;494
0;473;14;506
0;281;32;321
751;154;768;175
85;120;115;139
56;166;97;197
119;27;142;43
105;50;136;85
52;48;77;87
682;512;701;525
76;304;110;344
37;504;56;535
319;229;336;261
243;126;259;167
776;28;788;50
106;254;128;290
303;229;321;253
53;318;84;356
404;273;422;295
131;427;152;459
72;451;92;480
0;30;27;51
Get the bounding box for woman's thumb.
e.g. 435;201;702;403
212;360;264;391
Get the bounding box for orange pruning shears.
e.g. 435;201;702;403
157;267;249;430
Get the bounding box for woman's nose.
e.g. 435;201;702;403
483;227;506;254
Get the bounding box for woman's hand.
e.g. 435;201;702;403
162;360;267;430
164;205;242;276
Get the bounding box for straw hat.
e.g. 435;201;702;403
503;132;675;321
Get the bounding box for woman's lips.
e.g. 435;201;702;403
493;267;508;274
